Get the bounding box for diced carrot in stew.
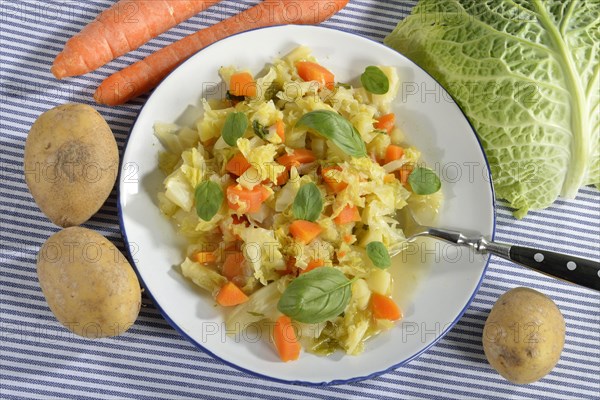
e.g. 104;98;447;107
289;220;323;244
322;166;348;192
397;164;414;185
374;113;395;134
276;149;316;169
216;282;249;306
384;145;404;165
296;61;335;90
274;120;285;142
222;251;245;281
229;72;256;97
371;293;402;321
226;153;252;176
301;258;325;274
226;184;268;213
333;205;361;225
273;315;301;362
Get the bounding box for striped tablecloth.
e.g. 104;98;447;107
1;1;599;399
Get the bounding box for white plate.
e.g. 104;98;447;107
119;25;495;385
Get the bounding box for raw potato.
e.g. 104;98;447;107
24;103;118;227
482;287;565;384
37;227;141;338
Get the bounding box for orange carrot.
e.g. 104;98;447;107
301;259;324;274
384;145;405;165
276;149;316;169
229;72;256;97
222;251;245;280
258;185;272;202
262;169;289;186
374;113;396;134
334;205;361;225
371;293;402;321
216;282;249;306
322;166;348;192
398;164;414;185
226;153;252;176
273;315;301;362
193;251;216;264
274;120;285;142
296;61;335;90
52;0;219;79
226;184;268;213
289;220;322;244
95;0;350;105
276;170;289;186
343;234;354;244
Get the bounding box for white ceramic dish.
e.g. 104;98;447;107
119;25;495;385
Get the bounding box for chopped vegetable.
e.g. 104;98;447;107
229;72;256;97
216;282;249;306
333;204;361;225
374;113;395;134
274;120;286;142
226;153;252;176
289;220;323;244
222;252;245;280
371;293;402;321
398;165;413;184
383;173;396;184
181;258;227;295
227;184;267;213
277;149;316;169
301;259;325;274
273;315;301;362
322;166;348;192
384;145;404;165
296;61;335;90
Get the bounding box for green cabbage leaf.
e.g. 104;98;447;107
385;0;599;218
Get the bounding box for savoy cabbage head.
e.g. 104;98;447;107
385;0;599;218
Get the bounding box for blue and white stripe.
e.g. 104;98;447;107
1;0;599;398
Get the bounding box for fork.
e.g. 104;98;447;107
391;207;600;291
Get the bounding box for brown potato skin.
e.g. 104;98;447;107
37;227;141;338
24;103;118;227
482;287;565;384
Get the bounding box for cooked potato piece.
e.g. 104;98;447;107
24;103;118;227
37;227;141;338
482;287;565;384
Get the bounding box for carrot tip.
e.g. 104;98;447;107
50;64;66;80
